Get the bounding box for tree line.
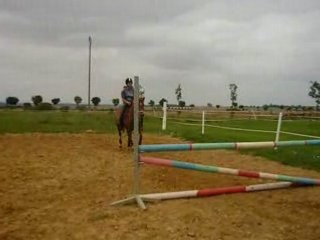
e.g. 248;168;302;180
5;95;102;107
3;81;320;110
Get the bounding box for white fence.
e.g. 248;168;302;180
146;105;320;140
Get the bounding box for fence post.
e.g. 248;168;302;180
275;112;283;149
251;109;257;120
162;101;167;130
202;111;205;135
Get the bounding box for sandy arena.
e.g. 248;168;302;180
1;133;320;240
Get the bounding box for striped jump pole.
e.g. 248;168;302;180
140;182;302;201
140;157;320;185
139;139;320;153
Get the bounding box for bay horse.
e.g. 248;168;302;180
115;97;145;148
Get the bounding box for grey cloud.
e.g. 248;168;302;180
0;0;319;106
0;0;207;47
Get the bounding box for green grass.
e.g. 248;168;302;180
1;110;320;171
144;115;320;171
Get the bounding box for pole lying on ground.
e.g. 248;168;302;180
140;182;302;201
138;156;317;201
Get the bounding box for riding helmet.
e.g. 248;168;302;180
125;78;133;84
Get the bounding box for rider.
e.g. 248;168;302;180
120;78;134;127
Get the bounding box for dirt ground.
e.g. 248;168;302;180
1;133;320;240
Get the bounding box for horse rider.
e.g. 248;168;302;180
120;78;134;127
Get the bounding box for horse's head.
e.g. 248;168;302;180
139;97;145;112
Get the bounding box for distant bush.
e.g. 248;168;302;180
35;102;53;110
6;96;19;105
51;98;60;105
23;103;32;109
226;108;240;111
76;105;87;111
31;95;43;106
60;106;70;111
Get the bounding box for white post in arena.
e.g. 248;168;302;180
274;112;283;150
275;112;283;143
202;111;205;135
162;101;167;130
251;109;257;120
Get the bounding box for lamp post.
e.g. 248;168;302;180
88;35;92;109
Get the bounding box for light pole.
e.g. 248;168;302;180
88;35;92;109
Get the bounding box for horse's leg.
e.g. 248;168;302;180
139;131;143;145
127;130;132;147
127;130;130;147
138;115;144;145
118;125;122;148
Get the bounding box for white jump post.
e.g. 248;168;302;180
110;76;151;209
275;112;283;149
162;101;167;131
202;111;205;135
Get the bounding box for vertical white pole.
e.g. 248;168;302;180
162;101;167;130
110;76;146;209
275;112;283;143
251;109;257;120
133;76;145;209
202;111;205;135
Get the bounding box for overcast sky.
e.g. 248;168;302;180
0;0;320;106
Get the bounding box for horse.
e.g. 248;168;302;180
115;97;145;148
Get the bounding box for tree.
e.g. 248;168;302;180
309;81;320;110
74;96;82;107
112;98;120;106
216;105;220;109
148;100;155;107
91;97;101;106
262;105;269;111
178;100;185;107
51;98;60;105
207;103;212;107
159;98;167;107
31;95;43;106
36;102;53;110
6;96;19;105
175;84;182;104
229;84;238;108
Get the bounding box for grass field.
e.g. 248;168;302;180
1;109;320;170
